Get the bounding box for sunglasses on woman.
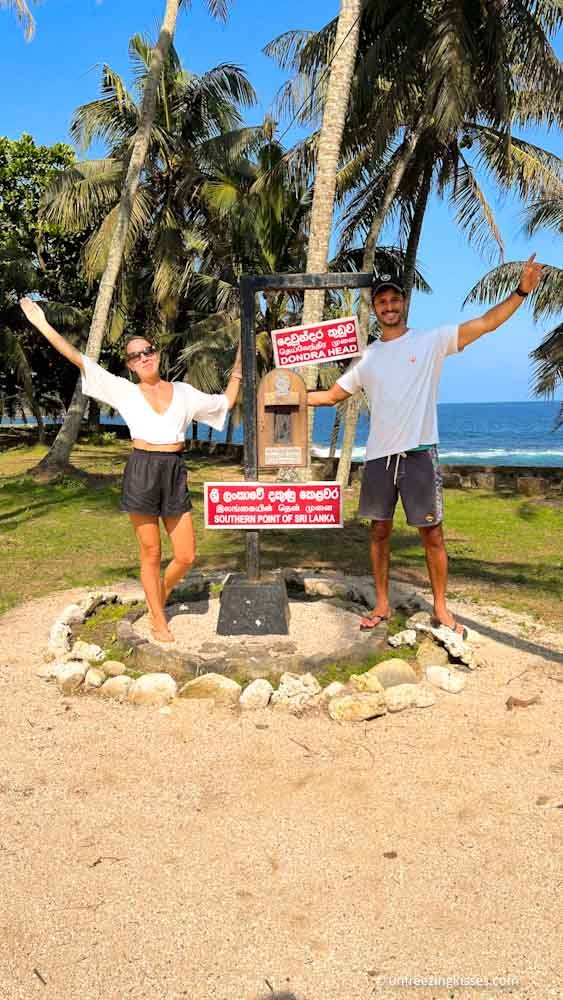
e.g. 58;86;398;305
126;346;158;362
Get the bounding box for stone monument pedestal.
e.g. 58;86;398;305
216;572;290;636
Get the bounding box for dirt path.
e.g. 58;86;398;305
1;584;562;1000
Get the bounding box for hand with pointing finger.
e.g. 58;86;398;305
518;254;544;295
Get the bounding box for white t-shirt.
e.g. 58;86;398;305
80;355;228;445
336;325;459;461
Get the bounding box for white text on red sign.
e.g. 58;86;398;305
271;316;360;368
204;482;343;530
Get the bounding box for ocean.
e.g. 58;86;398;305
210;399;563;467
3;400;562;468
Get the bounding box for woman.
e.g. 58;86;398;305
20;297;242;642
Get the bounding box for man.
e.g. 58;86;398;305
307;255;544;634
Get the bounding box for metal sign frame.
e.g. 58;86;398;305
239;271;373;580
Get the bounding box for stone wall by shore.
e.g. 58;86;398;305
180;440;563;496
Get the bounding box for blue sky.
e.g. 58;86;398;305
3;0;561;403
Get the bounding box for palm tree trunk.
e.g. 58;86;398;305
336;126;423;487
14;341;46;442
207;423;213;442
87;398;101;434
297;0;361;475
225;411;234;444
403;161;433;317
27;396;45;444
33;0;181;479
329;403;344;459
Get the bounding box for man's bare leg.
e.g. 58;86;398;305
129;513;173;642
419;523;464;635
162;512;196;605
360;519;393;626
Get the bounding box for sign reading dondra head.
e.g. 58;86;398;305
271;316;360;368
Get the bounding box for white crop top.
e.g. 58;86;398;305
80;355;229;445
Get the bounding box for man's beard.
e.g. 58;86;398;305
380;312;404;326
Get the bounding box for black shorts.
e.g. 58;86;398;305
120;449;192;518
358;446;443;527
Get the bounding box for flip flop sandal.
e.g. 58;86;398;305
430;615;468;640
359;613;389;632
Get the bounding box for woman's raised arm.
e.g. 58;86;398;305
20;298;84;372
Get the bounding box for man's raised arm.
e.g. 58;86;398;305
458;254;544;351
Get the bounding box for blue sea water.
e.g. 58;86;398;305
209;399;563;467
4;400;562;467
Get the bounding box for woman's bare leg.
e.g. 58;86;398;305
162;512;196;605
129;513;173;642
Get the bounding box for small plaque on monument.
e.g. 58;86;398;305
257;369;308;469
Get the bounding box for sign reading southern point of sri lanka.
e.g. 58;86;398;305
204;482;343;530
271;316;360;368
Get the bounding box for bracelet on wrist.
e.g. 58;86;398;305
514;286;529;298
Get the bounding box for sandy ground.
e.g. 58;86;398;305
1;582;562;1000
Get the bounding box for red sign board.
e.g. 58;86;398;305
271;316;360;368
204;482;343;530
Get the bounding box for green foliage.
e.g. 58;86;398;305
0;135;95;423
315;648;417;689
77;602;139;664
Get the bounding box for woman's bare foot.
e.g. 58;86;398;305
150;623;175;643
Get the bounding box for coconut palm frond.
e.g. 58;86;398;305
1;0;36;40
464;262;563;323
474;125;563;199
40;159;125;232
530;322;563;404
449;154;504;261
83;188;154;281
152;224;186;313
523;190;563;235
197;126;265;169
70;68;139;152
425;2;477;132
263;29;318;71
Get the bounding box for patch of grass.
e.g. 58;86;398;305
100;640;135;666
1;440;561;626
315;647;416;688
229;671;256;689
79;601;136;635
75;602;139;665
387;611;411;636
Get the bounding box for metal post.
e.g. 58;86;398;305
239;277;260;580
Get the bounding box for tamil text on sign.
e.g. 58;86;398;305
204;482;343;530
271;316;360;368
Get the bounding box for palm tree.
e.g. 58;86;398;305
1;0;36;39
297;0;361;474
34;0;232;478
41;41;256;333
268;0;563;483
